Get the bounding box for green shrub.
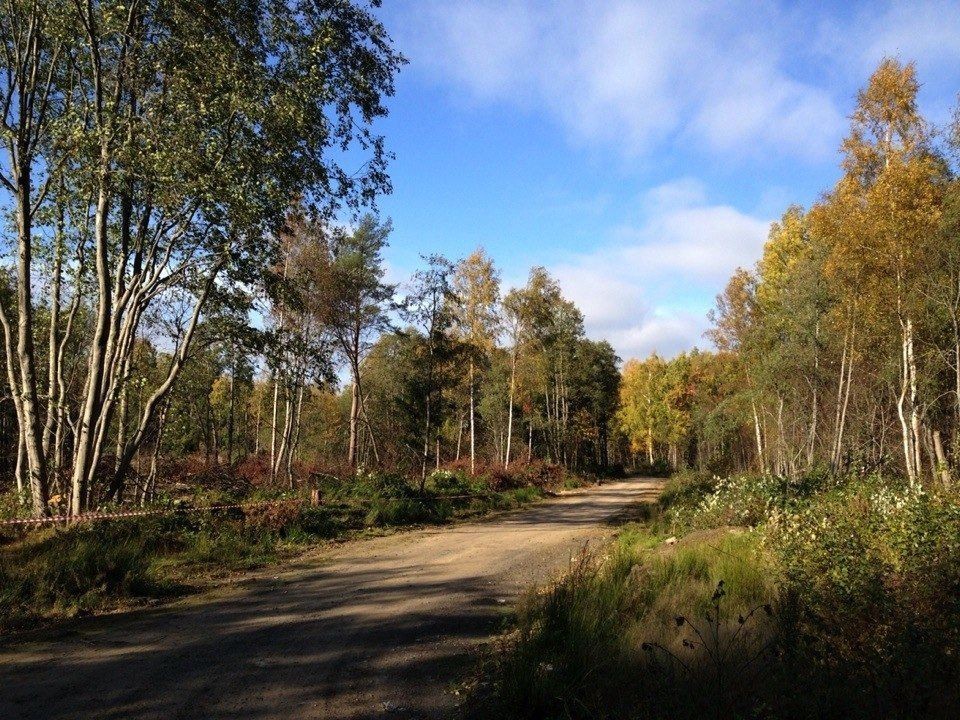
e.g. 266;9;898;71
662;469;849;534
351;471;418;500
294;506;342;538
365;496;445;526
657;469;716;512
427;469;484;495
769;480;960;717
0;489;29;523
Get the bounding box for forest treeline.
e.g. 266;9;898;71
0;0;621;519
620;59;960;486
168;223;621;489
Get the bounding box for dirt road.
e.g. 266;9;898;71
0;477;660;720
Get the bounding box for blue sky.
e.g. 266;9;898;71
368;0;960;360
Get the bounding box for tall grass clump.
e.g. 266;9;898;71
0;520;168;628
0;509;303;631
486;521;775;719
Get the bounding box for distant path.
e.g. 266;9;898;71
0;477;661;720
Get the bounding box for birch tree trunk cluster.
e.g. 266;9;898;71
0;0;402;515
440;257;620;476
619;59;960;485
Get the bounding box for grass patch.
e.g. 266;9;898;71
0;520;174;629
481;519;775;719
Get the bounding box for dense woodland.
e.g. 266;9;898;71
4;2;959;516
0;0;621;519
620;59;960;487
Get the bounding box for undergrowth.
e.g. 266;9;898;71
477;469;960;719
483;526;775;719
0;463;576;634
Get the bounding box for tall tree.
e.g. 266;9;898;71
404;254;455;481
325;215;394;467
0;0;73;513
570;339;620;469
824;59;942;482
502;267;555;469
451;249;501;474
619;355;666;465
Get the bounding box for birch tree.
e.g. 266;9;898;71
324;215;394;468
502;267;555;469
0;0;403;513
451;249;500;474
403;254;455;481
825;59;942;482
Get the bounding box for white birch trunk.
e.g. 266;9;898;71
469;358;475;474
752;400;765;474
505;348;516;469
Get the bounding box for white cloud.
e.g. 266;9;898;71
551;264;647;329
549;179;771;359
393;0;960;161
615;204;771;282
640;178;706;211
690;69;841;159
418;1;537;100
393;0;846;160
606;312;709;360
815;1;960;75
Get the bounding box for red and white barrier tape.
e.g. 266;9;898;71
0;498;303;528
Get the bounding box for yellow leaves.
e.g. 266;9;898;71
854;59;921;137
826;154;942;294
815;59;947;327
756;205;809;311
708;268;756;353
451;248;501;350
618;357;660;449
842;58;926;181
209;376;232;415
619;354;695;449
